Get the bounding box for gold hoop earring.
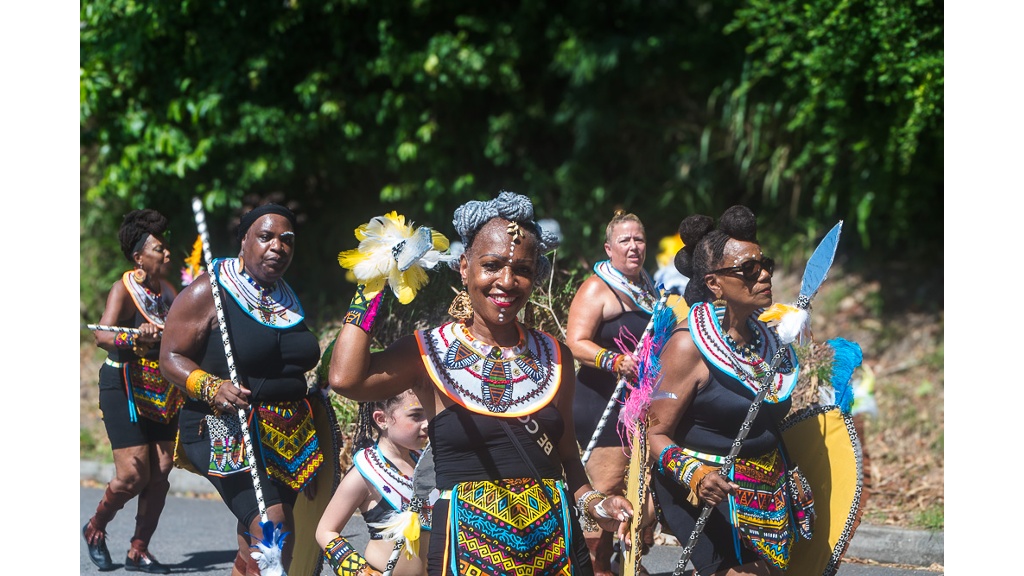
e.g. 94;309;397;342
237;255;245;273
133;267;147;283
448;290;473;321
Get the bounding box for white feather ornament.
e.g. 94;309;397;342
338;212;453;304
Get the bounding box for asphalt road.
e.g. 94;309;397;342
80;487;941;576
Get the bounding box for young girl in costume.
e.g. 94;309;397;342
316;389;432;576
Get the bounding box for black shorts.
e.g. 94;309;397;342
179;408;299;528
98;364;178;450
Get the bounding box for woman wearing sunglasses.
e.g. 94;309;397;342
647;205;803;576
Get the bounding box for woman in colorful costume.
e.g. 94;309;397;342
647;205;806;576
565;210;658;575
316;389;432;576
84;209;181;574
160;203;325;576
329;191;634;576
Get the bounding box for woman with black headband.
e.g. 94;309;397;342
161;203;329;576
84;209;180;573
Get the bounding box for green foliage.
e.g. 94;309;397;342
914;503;944;531
81;0;943;325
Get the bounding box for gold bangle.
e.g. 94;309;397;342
185;369;225;412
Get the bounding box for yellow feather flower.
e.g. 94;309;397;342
338;212;451;304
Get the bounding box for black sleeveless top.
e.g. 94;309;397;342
573;279;651;446
670;330;791;457
179;289;320;434
429;403;565;490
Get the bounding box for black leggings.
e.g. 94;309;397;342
98;364;178;449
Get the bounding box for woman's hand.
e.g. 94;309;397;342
213;382;252;413
135;322;162;344
592;494;634;542
698;471;737;506
614;354;639;381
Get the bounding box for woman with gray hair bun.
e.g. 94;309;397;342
330;190;633;575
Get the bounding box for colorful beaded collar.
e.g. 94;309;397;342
416;321;562;417
594;260;659;313
214;258;304;328
121;271;170;327
688;301;798;402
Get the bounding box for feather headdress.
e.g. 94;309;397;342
338;212;453;304
249;520;289;576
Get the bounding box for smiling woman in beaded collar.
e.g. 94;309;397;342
329;190;636;576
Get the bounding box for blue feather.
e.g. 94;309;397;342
800;221;843;299
827;337;863;414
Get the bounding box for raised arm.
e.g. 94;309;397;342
327;292;428;403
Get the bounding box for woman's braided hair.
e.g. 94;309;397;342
450;190;561;279
350;390;414;454
118;209;168;262
674;205;759;305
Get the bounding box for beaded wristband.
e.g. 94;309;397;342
324;534;380;576
343;285;385;333
659;445;721;505
576;489;607;533
114;332;134;349
185;369;225;413
595;348;621;372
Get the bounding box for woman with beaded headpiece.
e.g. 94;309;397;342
648;205;808;576
329;191;634;575
565;209;659;575
84;209;181;574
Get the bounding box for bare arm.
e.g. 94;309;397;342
646;325;737;505
327;311;429;403
565;276;638;379
315;467;375;549
158;274;250;409
646;327;706;463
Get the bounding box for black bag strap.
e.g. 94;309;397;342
498;418;554;501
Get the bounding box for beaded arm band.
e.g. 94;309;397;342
659;445;720;506
595;348;623;373
343;284;385;333
324;534;382;576
114;332;151;357
576;489;608;533
185;369;225;413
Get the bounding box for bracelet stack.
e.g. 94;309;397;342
576;489;607;533
659;445;721;506
185;369;225;413
595;348;622;373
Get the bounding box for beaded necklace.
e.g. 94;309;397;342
593;260;658;313
688;302;798;402
215;258;305;328
417;321;561;416
122;271;169;327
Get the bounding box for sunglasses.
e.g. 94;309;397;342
709;256;774;281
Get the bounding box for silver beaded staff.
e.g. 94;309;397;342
581;292;668;465
86;324;143;336
191;197;272;528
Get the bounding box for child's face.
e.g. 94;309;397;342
379;392;429;451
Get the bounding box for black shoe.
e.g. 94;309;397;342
82;522;114;571
125;551;171;574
